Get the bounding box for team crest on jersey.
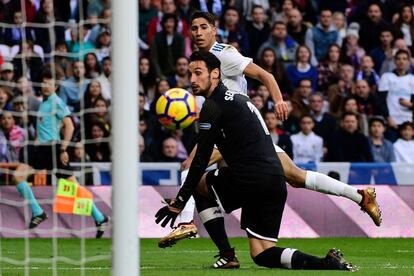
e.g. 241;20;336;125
200;123;212;130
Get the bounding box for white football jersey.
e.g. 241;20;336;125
209;42;252;94
378;72;414;124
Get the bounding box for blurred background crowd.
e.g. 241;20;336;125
0;0;414;167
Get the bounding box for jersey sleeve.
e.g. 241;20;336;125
55;98;71;120
218;45;252;77
176;99;222;203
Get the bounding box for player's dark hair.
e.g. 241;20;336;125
190;11;215;26
189;51;221;78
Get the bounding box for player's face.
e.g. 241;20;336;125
189;60;218;96
190;18;217;50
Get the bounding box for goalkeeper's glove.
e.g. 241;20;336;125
155;198;186;228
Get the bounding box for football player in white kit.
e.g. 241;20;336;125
158;11;382;250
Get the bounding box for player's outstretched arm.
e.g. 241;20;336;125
243;62;288;121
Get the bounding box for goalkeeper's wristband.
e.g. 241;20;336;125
170;197;186;211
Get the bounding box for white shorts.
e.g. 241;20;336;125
274;143;285;153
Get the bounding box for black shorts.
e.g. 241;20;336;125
206;167;287;242
19;144;73;179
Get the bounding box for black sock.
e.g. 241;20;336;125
193;192;231;253
291;250;325;270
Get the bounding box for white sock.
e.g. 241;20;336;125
176;169;196;225
280;248;297;269
305;171;362;204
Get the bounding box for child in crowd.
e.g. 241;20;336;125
356;55;380;92
393;121;414;162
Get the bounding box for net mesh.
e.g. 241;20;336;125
0;0;112;274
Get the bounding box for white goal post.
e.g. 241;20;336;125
111;0;139;275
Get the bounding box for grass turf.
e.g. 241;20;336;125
0;238;413;275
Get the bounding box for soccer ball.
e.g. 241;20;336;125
155;88;198;130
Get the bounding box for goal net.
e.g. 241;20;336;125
0;0;138;274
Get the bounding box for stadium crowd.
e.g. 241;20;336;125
0;0;414;171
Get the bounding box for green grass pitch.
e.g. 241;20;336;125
1;238;413;275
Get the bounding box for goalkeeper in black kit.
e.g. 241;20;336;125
155;51;357;271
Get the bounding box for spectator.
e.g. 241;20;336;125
257;21;298;66
53;41;73;78
256;47;292;96
290;114;324;163
332;11;347;43
309;92;336;145
286;45;318;90
150;78;170;113
167;56;190;90
150;13;185;78
33;0;65;53
356;55;380;92
85;121;111;162
342;23;365;70
317;44;342;92
0;62;15;83
191;0;222;17
368;116;396;162
158;137;184;162
12;40;43;85
96;57;111;100
88;0;111;18
0;86;13;111
70;142;94;185
354;79;384;117
85;96;111;136
380;38;414;75
95;30;111;62
88;8;111;46
139;0;158;43
139;57;157;103
15;76;41;112
369;28;393;74
249;93;264;114
0;111;26;162
171;129;189;160
378;49;414;141
84;53;101;79
305;9;341;62
10;96;37;140
280;99;300;135
393;121;414;163
245;5;270;59
271;0;295;23
58;60;90;111
290;78;312;119
358;3;391;53
263;110;293;157
3;10;33;46
176;0;196;24
83;79;103;110
146;0;189;45
327;112;373;162
256;84;274;111
393;5;414;52
327;64;356;116
340;96;369;136
67;26;95;57
287;8;308;45
218;7;249;56
139;134;154;162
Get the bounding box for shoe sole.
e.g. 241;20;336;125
158;229;198;248
363;188;382;226
212;261;240;269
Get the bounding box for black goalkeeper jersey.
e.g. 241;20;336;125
177;83;284;202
